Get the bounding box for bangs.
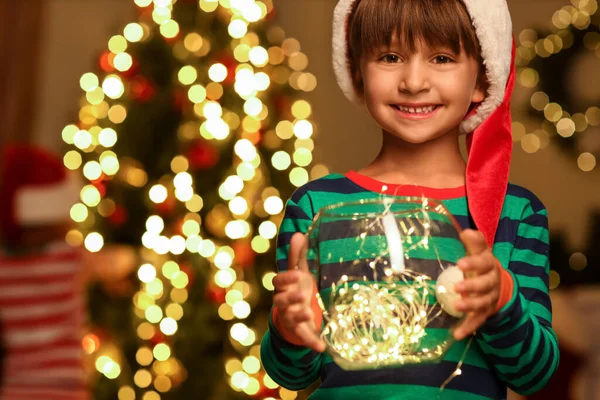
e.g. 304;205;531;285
348;0;482;60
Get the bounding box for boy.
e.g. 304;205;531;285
261;0;559;399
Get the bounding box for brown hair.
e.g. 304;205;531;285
347;0;486;94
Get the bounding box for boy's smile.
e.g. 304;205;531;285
358;41;486;144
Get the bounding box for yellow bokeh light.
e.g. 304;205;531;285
215;268;237;288
136;347;154;366
184;33;203;52
138;264;157;283
124;23;144;42
81;185;101;207
276;120;294;139
292;100;312;119
160;19;180;39
188;85;207;103
225;358;242;375
154;375;172;393
234;139;257;162
251;235;270;254
64;151;82;170
147;279;164;297
141;391;160;400
236;162;256;181
264;374;279;389
100;152;119;176
556;118;576;137
242;356;260;374
263;196;284;215
169;236;186;255
290;167;309;187
152;7;172;24
262;272;276;291
137;322;156;340
171;271;189;288
209;63;228;83
80;72;99;92
249;46;269;67
228;19;248;39
153;343;171;362
271;151;291;170
70;203;88;223
171;155;189;173
200;0;219;12
293;120;313;139
166;303;184;320
578;152;596;172
244;97;263;117
199;239;216;257
65;229;84;247
218;303;234;320
203;101;223;119
146;215;165;234
293;148;312;167
108;35;128;54
107;104;127;124
149;185;168;203
214;251;234;269
186;194;204;212
162;261;180;279
243;378;260;395
225;290;242;306
229;197;248;215
86;87;105;105
231;371;250;390
62;124;78;144
178;66;198;85
232;301;251;319
134;369;152;388
74;130;93;150
103;76;125;99
182;220;200;237
114;52;133;72
99;128;118;147
258;221;277;239
174;172;192;188
118;386;136;400
83;161;103;180
85;232;104;252
145;305;163;323
160;317;178;335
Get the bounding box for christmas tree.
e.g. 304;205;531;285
61;0;327;398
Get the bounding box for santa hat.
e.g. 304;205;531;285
0;144;81;243
332;0;516;247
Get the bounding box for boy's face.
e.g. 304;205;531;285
358;39;486;144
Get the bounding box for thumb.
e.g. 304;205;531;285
460;229;488;256
288;232;308;271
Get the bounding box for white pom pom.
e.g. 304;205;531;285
435;266;465;318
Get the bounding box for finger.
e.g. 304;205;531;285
460;229;488;256
272;271;301;290
458;253;495;273
455;293;496;313
454;313;488;341
273;290;305;310
295;323;326;353
455;271;498;295
297;237;310;272
288;233;307;271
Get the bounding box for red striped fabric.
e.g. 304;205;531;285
0;242;88;399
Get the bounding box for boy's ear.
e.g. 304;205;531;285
472;70;489;103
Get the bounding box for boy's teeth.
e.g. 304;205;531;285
397;105;436;114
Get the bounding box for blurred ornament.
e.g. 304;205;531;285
186;140;219;170
232;240;255;269
435;266;465;318
206;283;226;304
99;51;115;72
108;205;128;226
130;76;156;102
155;196;177;216
85;244;137;282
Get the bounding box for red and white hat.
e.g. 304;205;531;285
0;145;81;243
332;0;516;247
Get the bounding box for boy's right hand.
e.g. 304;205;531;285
272;232;326;352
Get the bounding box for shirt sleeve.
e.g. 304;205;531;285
260;190;324;390
476;204;559;395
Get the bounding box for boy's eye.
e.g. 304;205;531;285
433;55;454;64
380;54;400;63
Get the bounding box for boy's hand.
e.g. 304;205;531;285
453;229;501;341
272;233;326;352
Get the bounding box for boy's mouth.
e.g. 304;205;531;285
392;104;440;120
392;104;440;115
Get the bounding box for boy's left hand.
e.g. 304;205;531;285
453;229;500;341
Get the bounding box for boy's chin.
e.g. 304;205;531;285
382;128;448;145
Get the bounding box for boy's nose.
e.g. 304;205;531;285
398;61;431;94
